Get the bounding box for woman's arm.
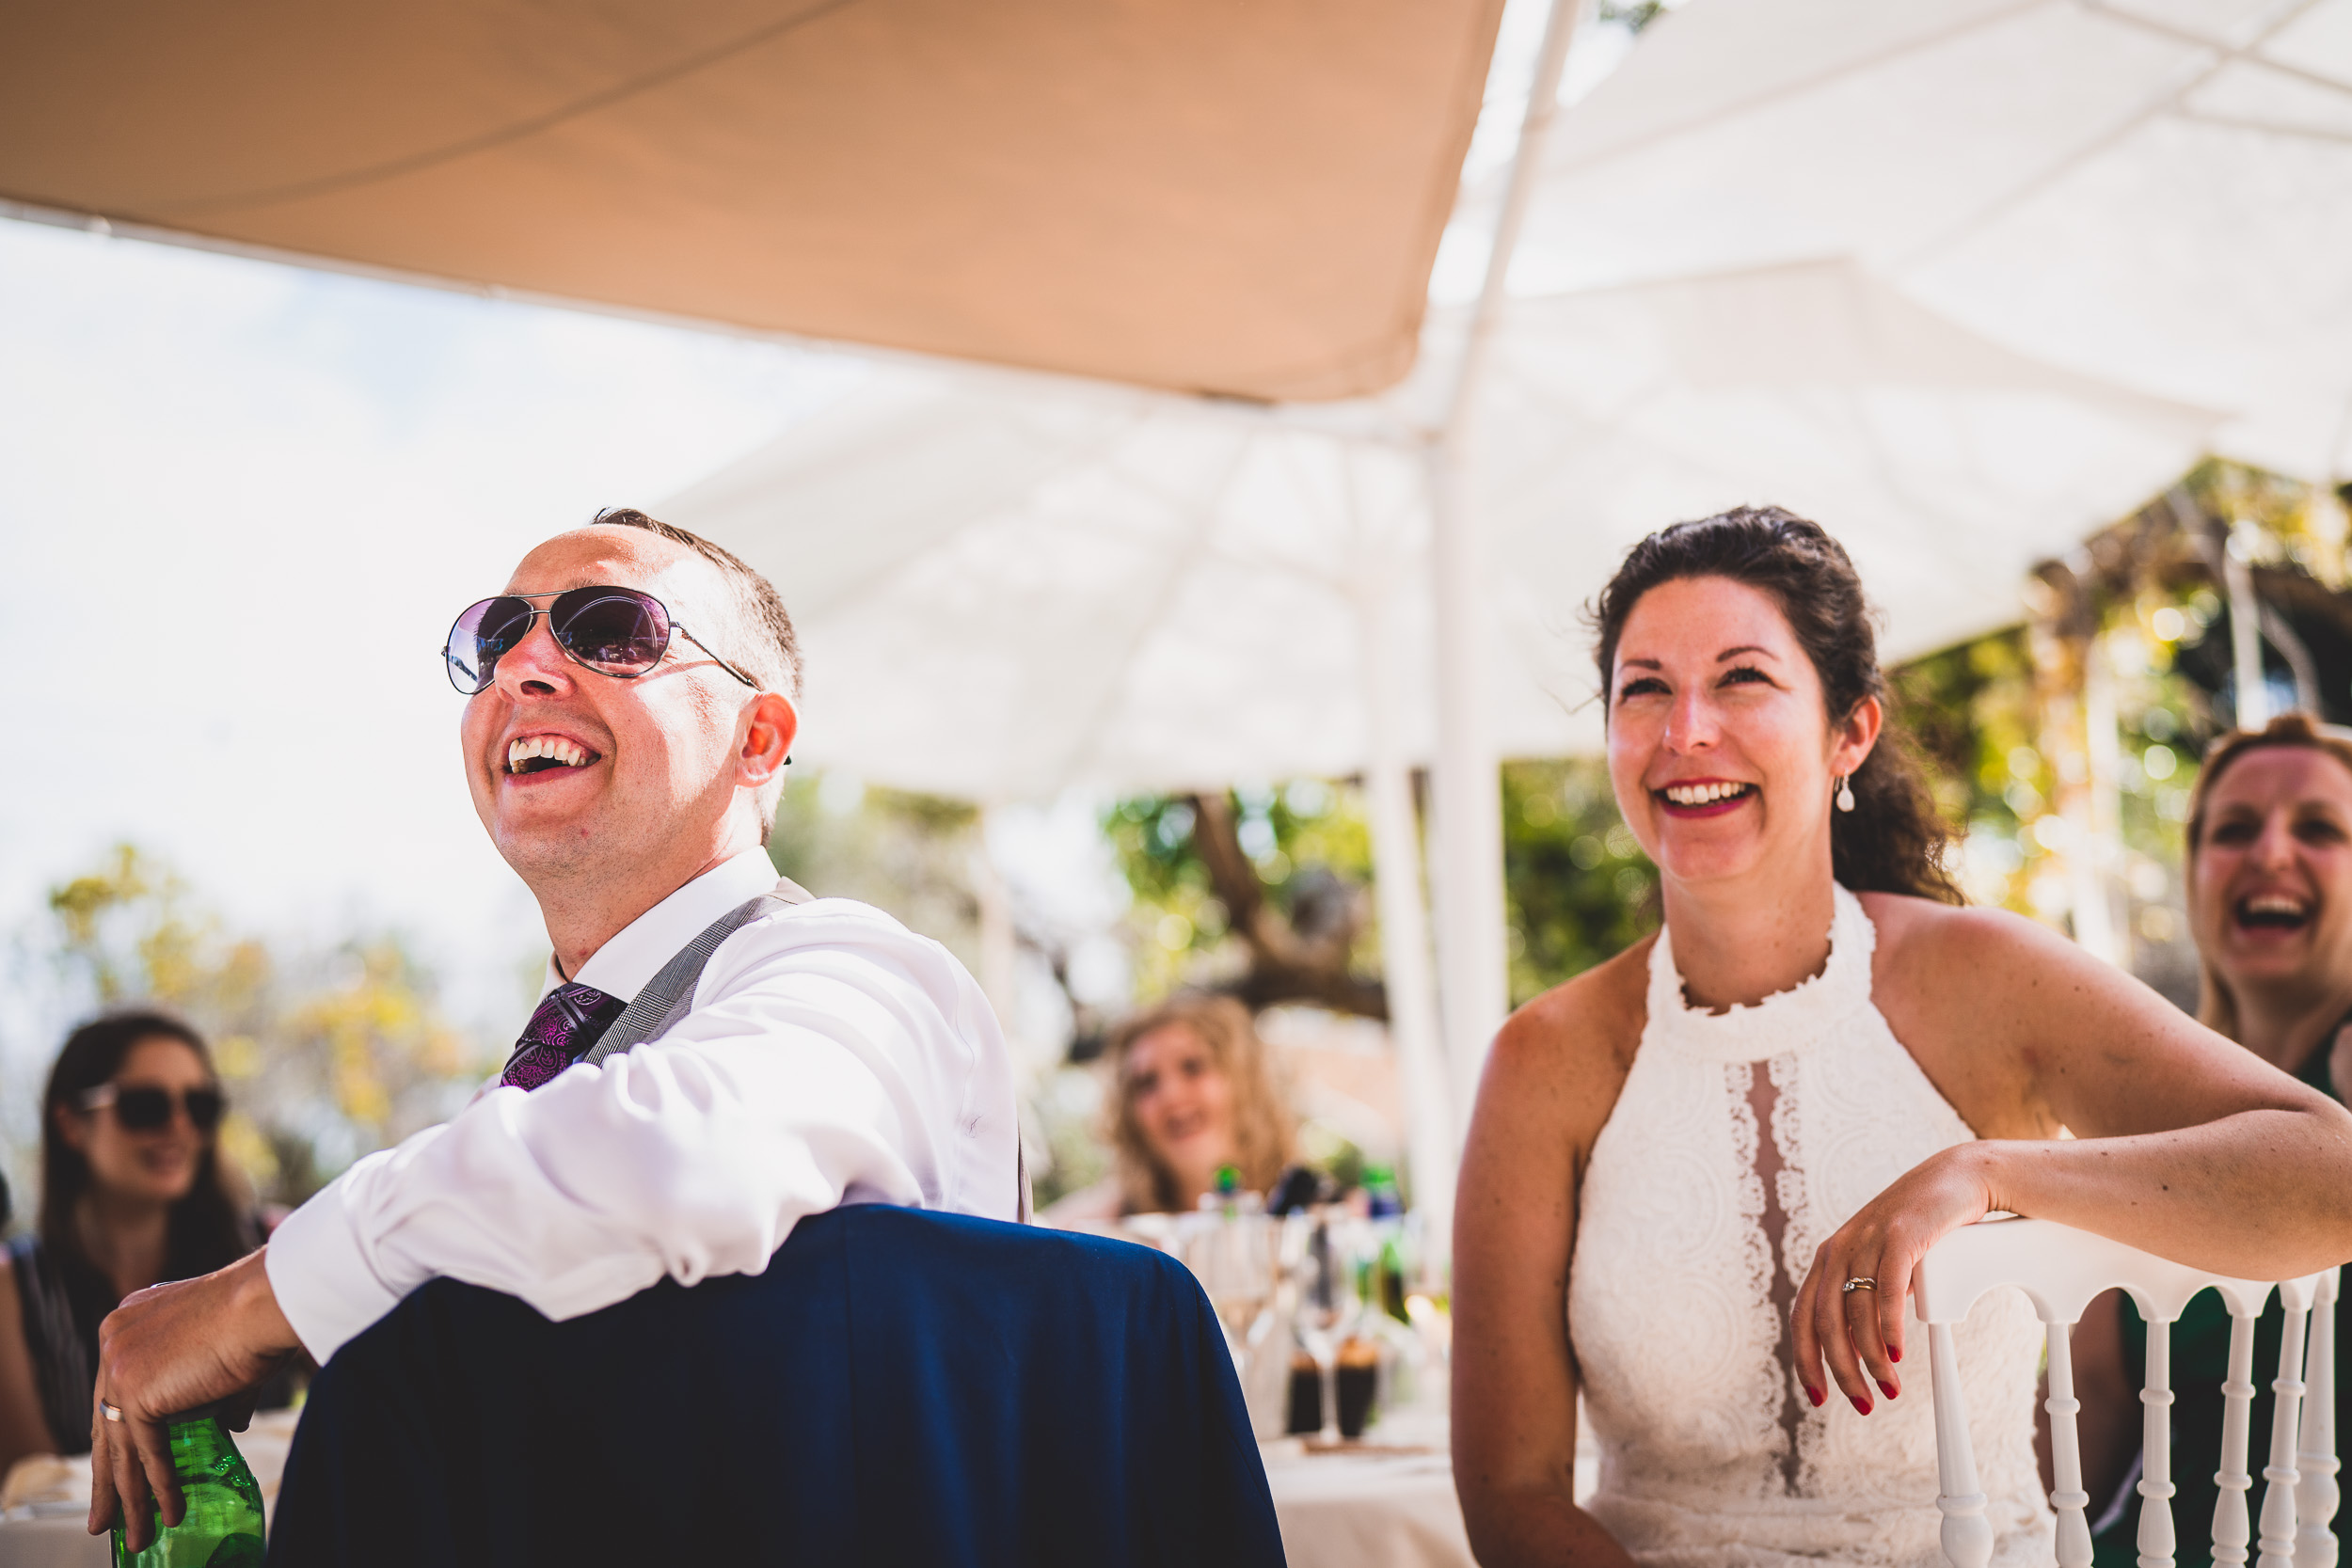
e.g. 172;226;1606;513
1452;956;1645;1568
0;1253;60;1479
1796;904;2352;1412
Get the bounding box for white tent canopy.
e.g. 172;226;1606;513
668;252;2216;1224
663;0;2342;1214
1517;0;2352;483
668;256;2214;800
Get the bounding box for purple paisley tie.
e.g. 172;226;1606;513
500;982;627;1091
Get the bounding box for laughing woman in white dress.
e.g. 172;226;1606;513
1450;507;2352;1568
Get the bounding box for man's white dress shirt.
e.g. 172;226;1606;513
266;849;1021;1364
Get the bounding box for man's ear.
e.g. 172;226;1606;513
739;692;799;789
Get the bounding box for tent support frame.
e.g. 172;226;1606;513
1427;0;1586;1124
1354;563;1458;1267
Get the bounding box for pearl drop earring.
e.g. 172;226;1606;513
1836;774;1856;813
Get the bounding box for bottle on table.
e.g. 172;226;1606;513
1287;1342;1325;1436
1334;1334;1382;1438
113;1408;264;1568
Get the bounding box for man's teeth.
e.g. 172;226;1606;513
1663;782;1750;806
507;736;591;774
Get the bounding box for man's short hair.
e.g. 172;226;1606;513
591;507;802;700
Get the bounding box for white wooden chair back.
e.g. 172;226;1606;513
1912;1214;2339;1568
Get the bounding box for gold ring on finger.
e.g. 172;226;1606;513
1841;1277;1877;1293
102;1401;125;1423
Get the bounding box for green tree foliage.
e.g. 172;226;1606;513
33;846;482;1205
768;776;983;972
1101;781;1377;1008
1501;760;1657;1006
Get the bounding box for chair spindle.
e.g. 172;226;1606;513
2139;1314;2177;1568
1917;1218;2334;1568
2296;1270;2340;1568
1931;1321;1995;1568
2257;1297;2312;1568
2046;1321;2095;1567
2216;1307;2264;1568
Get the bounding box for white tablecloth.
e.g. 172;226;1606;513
1261;1406;1600;1568
1263;1445;1475;1568
0;1510;106;1568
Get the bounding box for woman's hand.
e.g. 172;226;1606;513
1791;1144;1997;1413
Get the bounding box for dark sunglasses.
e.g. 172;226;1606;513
443;586;757;696
79;1083;226;1132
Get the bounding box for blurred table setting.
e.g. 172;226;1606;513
4;1199;1593;1568
0;1407;300;1567
1077;1194;1583;1568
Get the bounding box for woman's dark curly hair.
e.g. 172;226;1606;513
1589;505;1962;903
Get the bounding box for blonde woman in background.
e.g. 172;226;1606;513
1045;994;1297;1223
2076;712;2352;1565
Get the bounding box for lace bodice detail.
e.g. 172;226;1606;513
1567;886;2052;1567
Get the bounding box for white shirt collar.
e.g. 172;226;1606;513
543;847;785;1004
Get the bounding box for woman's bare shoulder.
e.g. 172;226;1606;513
1859;891;2160;1108
1860;892;2099;993
1484;933;1655;1121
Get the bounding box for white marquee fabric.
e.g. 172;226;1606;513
666;257;2213;799
1518;0;2352;483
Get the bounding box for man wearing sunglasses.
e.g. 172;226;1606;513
87;510;1023;1552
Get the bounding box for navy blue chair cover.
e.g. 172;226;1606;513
268;1206;1284;1567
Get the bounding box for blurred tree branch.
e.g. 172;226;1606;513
1183;792;1386;1019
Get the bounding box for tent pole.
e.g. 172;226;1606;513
1354;569;1457;1272
2073;639;2124;967
2224;526;2270;729
1428;0;1585;1122
1439;0;1585;438
975;807;1022;1051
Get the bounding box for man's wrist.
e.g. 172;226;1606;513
231;1246;301;1356
264;1173;405;1365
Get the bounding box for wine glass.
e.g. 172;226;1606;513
1183;1205;1279;1395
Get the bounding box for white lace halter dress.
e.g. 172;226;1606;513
1568;884;2054;1567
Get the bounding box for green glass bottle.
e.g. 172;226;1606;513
112;1409;265;1568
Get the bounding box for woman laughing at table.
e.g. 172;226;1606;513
1449;507;2352;1568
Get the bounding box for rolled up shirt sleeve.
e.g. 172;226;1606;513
265;902;1017;1366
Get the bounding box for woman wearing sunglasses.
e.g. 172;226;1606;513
0;1009;274;1481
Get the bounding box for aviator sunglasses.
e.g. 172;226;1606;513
442;586;757;696
80;1083;226;1133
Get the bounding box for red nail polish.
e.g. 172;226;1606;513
1879;1379;1899;1399
1805;1386;1824;1407
1851;1395;1872;1415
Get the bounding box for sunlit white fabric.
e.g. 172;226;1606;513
1519;0;2352;483
266;848;1020;1365
1567;886;2052;1567
663;291;2209;800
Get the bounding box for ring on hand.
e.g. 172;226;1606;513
101;1401;125;1423
1841;1277;1878;1293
